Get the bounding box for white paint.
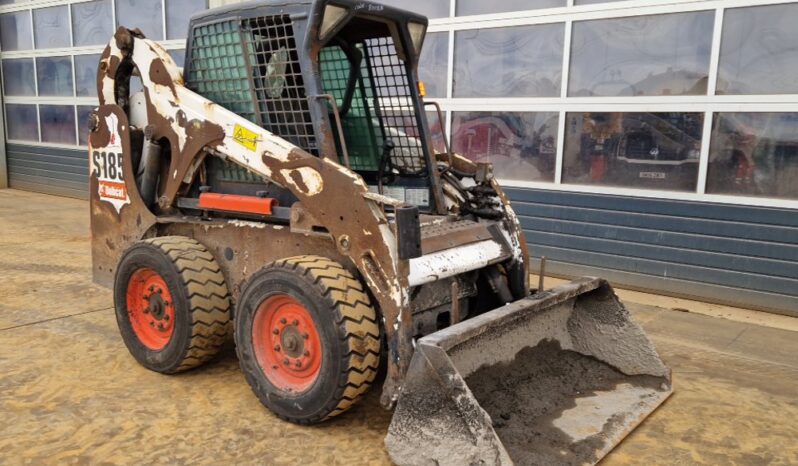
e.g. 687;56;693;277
280;166;323;196
228;219;267;229
408;240;506;287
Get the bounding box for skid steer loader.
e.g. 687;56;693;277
89;1;672;464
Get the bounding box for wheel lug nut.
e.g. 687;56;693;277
273;328;279;335
279;318;287;324
274;345;281;352
283;358;289;365
292;319;298;326
149;322;155;327
295;361;302;368
304;350;310;357
272;365;279;370
164;315;170;321
302;333;309;339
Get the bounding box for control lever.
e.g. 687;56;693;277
378;139;396;195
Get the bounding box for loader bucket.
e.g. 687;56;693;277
385;277;672;466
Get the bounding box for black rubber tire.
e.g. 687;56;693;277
235;255;381;424
114;236;232;373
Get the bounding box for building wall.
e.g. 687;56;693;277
511;187;798;315
1;0;797;313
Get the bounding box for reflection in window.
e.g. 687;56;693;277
0;11;33;51
377;0;450;19
457;0;564;17
452;111;559;182
708;113;798;200
74;55;101;97
454;24;563;98
419;33;448;98
6;104;39;141
36;57;74;96
72;0;114;47
562;112;703;191
1;59;36;96
77;106;96;146
569;12;713;97
40;105;77;145
166;0;207;39
116;0;163;41
717;4;798;95
34;6;71;49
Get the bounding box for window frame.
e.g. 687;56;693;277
0;0;200;152
2;0;798;209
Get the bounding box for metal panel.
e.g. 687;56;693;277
510;187;798;315
6;143;88;199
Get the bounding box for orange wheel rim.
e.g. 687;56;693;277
252;294;322;393
126;268;176;351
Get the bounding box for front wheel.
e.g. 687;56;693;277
235;256;381;424
114;236;232;373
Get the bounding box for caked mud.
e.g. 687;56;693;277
465;339;665;466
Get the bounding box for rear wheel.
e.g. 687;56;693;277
114;236;232;373
235;255;380;424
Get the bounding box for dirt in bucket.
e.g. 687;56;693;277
465;339;665;466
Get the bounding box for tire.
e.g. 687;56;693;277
235;255;381;424
114;236;232;373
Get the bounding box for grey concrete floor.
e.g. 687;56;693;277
1;188;797;465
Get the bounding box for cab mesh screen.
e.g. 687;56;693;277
186;16;318;182
186;20;257;123
320;37;427;174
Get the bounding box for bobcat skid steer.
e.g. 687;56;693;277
89;1;672;464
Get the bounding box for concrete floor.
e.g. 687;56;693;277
1;188;797;465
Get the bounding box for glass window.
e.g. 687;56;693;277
33;6;71;49
707;113;798;200
454;24;564;98
72;0;114;47
1;59;36;96
166;0;206;40
168;49;186;68
74;54;101;97
77;106;96;146
569;12;714;97
562;112;703;191
40;105;77;145
0;11;33;51
116;0;163;41
5;104;39;141
452;111;559;183
717;4;798;95
377;0;450;19
419;32;448;98
36;57;74;97
457;0;563;17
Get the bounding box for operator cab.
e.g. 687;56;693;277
183;0;440;212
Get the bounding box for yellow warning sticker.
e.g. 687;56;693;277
233;124;258;152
